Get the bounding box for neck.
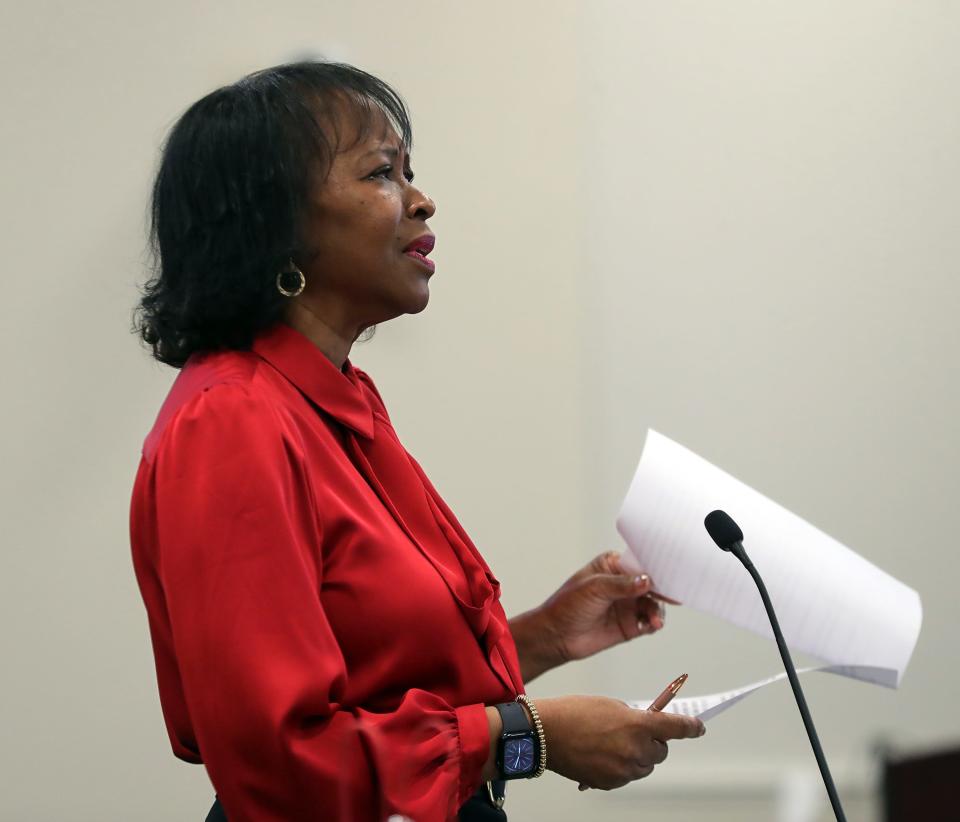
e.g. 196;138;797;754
283;300;357;370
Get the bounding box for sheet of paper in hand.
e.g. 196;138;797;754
617;430;922;701
627;666;894;722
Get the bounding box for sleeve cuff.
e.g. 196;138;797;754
454;703;492;808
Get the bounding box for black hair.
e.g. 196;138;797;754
134;60;413;367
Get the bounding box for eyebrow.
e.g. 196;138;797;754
361;146;410;162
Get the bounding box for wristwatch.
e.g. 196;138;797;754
494;702;539;780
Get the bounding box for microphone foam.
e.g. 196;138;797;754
704;510;744;551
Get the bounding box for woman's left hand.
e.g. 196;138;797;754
510;551;677;681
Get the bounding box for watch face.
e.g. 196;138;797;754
503;737;535;775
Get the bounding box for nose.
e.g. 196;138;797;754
406;185;436;220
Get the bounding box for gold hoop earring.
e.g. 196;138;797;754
276;260;305;297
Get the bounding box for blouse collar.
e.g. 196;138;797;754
251;323;375;439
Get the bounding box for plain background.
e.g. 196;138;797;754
1;2;957;820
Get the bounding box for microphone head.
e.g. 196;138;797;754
704;510;744;551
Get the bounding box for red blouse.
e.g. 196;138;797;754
129;323;525;822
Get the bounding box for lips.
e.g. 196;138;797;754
403;234;435;256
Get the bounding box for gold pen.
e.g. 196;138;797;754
649;673;688;712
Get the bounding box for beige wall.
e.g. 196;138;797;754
576;5;960;821
1;2;956;820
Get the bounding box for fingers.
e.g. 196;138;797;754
567;551;621;587
651;738;669;765
593;550;621;573
635;596;665;634
579;556;669;621
600;574;661;641
634;763;656;780
577;551;647;587
576;552;682;607
605;578;666;639
579;758;658;792
579;724;679;792
633;738;668;773
640;710;706;740
603;552;676;606
587;570;651;606
605;551;629;576
612;591;647;641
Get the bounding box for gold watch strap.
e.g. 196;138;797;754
515;694;546;778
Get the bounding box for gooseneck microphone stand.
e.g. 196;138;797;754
704;510;847;822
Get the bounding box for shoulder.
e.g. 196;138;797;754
142;349;288;463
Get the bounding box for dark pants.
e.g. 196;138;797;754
205;798;228;822
206;782;508;821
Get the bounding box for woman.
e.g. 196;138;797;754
130;61;705;822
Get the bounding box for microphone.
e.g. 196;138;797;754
704;510;847;822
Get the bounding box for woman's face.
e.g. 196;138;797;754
295;106;437;337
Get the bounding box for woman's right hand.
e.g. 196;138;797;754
533;695;706;790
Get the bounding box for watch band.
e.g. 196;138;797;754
495;701;530;735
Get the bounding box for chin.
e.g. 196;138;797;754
404;283;431;315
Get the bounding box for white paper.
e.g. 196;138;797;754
616;430;922;689
627;665;892;722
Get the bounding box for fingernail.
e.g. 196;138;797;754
634;574;650;587
698;723;706;736
637;619;648;633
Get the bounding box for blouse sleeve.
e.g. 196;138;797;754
138;382;490;822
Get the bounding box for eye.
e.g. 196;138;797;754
370;165;415;183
